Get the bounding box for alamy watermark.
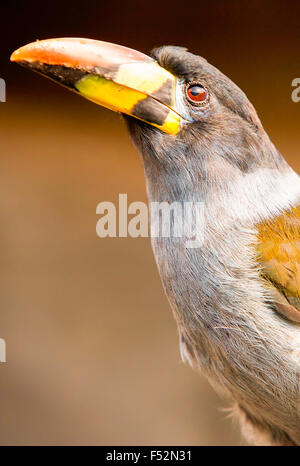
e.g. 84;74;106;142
0;78;6;102
0;338;6;363
96;194;205;248
292;78;300;103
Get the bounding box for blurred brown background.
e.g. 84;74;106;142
0;0;299;445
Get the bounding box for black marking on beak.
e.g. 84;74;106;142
17;61;88;88
132;96;169;126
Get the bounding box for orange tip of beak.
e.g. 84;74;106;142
10;38;151;70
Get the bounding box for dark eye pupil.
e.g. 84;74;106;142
187;84;207;103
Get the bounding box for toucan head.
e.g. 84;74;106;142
11;38;270;183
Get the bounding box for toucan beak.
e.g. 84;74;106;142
11;38;182;135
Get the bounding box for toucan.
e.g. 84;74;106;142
11;38;300;445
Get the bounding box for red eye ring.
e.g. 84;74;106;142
186;83;209;106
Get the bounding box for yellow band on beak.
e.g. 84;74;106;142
75;73;180;135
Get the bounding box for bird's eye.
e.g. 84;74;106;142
186;83;208;105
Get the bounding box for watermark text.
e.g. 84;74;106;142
0;78;6;102
96;194;205;248
292;78;300;103
0;338;6;363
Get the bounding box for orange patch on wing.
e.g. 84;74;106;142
257;205;300;297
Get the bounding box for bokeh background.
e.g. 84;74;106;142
0;0;299;445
